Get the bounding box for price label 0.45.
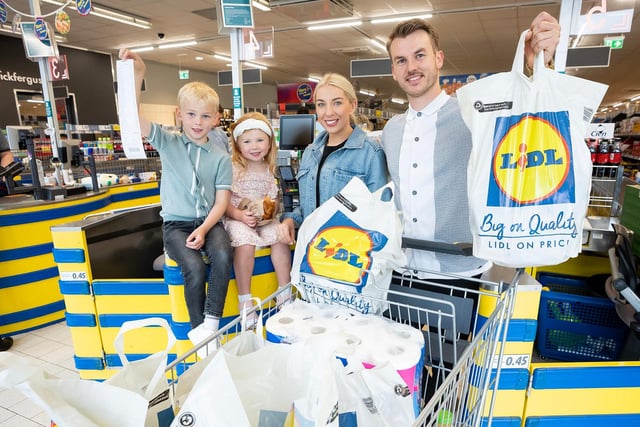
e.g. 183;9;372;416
492;353;531;369
59;271;88;281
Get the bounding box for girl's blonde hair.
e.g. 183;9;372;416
313;73;358;124
229;112;277;175
177;82;220;111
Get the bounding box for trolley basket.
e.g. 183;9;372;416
165;266;521;427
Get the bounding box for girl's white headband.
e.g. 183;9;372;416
232;119;272;140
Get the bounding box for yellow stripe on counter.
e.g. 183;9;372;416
510;283;542;320
61;294;97;314
70;327;105;358
1;279;62;313
0;311;66;336
484;389;528;417
50;229;89;250
1;253;54;277
524;387;640;416
94;295;171;314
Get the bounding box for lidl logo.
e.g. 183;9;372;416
300;211;388;291
487;112;574;207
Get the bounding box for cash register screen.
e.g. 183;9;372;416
278;114;315;151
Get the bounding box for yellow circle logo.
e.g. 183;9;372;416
493;116;569;204
306;227;373;284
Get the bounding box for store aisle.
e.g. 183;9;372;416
0;321;78;427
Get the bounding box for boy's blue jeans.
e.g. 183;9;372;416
163;220;232;329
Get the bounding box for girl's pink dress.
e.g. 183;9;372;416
223;164;280;247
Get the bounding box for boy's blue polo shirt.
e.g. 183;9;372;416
147;123;232;222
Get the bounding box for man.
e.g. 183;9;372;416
382;12;560;277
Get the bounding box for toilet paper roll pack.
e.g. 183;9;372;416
266;301;425;415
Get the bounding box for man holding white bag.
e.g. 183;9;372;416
381;12;561;280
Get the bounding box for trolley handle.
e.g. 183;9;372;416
402;237;473;256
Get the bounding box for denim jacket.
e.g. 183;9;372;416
283;125;388;226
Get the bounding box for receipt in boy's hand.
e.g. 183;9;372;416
116;59;147;159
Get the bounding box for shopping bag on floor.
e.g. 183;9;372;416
457;30;608;267
291;178;405;314
106;317;177;427
0;352;148;427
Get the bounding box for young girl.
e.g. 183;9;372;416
224;112;291;325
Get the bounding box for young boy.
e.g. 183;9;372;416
118;49;232;343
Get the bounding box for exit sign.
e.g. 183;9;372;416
604;36;624;49
179;69;190;80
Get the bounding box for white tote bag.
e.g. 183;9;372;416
106;317;177;427
0;352;148;427
291;177;406;314
457;31;608;267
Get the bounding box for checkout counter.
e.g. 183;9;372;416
50;204;282;380
0;162;161;337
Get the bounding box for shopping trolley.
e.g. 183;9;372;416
165;254;521;427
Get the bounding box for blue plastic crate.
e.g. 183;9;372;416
536;273;628;362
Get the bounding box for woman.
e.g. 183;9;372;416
278;73;388;244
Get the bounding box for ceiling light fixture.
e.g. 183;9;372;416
42;0;152;29
252;0;271;12
369;38;386;51
245;61;267;70
308;76;321;83
0;23;67;42
391;98;406;104
158;41;197;49
370;14;432;25
631;94;640;102
308;21;362;31
359;89;375;97
130;46;155;53
214;54;232;61
612;102;623;108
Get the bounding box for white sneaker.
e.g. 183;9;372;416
187;323;219;359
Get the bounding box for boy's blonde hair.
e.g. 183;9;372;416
177;82;220;111
313;73;357;124
229;112;277;175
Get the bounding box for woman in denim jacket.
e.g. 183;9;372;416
277;73;388;244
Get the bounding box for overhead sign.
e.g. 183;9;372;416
350;58;391;78
217;68;262;86
604;36;624;50
220;0;254;28
566;46;611;68
179;69;190;80
571;6;633;35
48;55;70;81
242;27;274;60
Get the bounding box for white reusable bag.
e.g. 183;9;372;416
291;177;406;314
457;30;608;267
106;317;177;427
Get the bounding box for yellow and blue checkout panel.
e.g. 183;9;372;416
51;204;282;380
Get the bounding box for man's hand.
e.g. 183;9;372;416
524;11;561;70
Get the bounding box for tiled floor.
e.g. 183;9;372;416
0;322;78;427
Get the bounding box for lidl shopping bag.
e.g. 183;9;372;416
291;177;405;314
457;31;608;267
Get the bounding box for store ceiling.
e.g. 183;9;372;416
4;0;639;113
